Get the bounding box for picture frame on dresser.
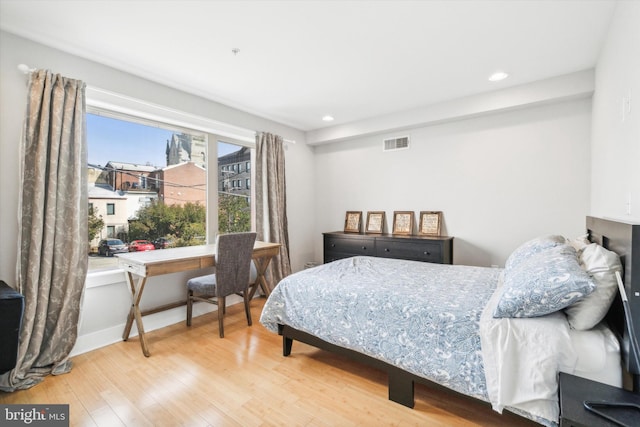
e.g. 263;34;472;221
344;211;363;233
419;211;442;236
392;211;414;235
365;211;385;234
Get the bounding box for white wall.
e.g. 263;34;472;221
0;31;316;355
310;1;640;270
313;98;593;267
590;1;640;221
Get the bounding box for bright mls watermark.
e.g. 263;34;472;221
1;405;69;426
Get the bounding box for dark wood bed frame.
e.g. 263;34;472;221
278;216;640;411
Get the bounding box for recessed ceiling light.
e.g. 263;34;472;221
322;115;334;122
488;71;509;82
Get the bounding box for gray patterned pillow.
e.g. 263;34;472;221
504;235;567;270
494;244;596;318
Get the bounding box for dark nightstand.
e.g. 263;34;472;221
559;372;640;427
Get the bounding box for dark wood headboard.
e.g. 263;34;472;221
586;216;640;389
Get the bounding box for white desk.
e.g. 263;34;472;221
117;241;281;356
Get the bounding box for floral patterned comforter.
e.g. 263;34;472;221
260;256;501;401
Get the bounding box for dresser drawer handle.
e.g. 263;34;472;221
384;248;390;252
331;243;336;248
424;251;430;255
362;246;367;250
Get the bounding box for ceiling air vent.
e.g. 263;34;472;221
383;135;410;152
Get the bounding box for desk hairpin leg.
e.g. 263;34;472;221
122;271;151;357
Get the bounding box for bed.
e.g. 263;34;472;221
259;216;640;426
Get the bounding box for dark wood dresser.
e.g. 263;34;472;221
323;232;453;264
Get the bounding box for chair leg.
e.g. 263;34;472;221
218;296;225;338
186;290;193;326
244;290;252;326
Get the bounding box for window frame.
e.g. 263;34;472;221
86;86;256;245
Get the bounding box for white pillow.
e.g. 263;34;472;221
565;243;622;330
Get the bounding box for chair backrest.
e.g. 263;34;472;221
214;232;257;297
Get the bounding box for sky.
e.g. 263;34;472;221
87;113;241;168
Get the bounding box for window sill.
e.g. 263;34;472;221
85;268;127;289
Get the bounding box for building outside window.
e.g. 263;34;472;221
87;110;254;271
87;113;208;270
217;144;252;234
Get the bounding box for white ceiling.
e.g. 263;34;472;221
0;0;616;132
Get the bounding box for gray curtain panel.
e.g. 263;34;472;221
0;69;88;391
255;132;292;285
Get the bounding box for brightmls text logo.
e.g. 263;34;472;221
1;405;69;426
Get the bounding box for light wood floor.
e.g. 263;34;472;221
1;299;537;426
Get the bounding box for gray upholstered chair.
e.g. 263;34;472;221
186;232;257;338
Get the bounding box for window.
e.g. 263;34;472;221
85;87;255;272
87;112;208;271
218;141;252;234
246;178;250;189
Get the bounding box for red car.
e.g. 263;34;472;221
128;240;155;252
